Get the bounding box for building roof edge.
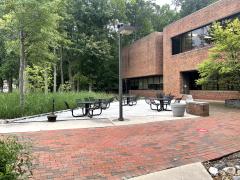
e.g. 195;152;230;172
163;0;225;30
123;31;162;50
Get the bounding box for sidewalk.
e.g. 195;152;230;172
131;163;212;180
0;100;197;133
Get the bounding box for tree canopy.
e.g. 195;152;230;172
172;0;218;18
0;0;220;108
197;19;240;91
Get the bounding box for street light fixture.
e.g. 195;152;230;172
117;23;135;121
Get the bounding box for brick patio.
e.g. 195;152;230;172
8;105;240;179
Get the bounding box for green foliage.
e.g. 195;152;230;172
0;0;63;63
58;81;72;92
197;19;240;91
152;4;178;32
0;92;113;119
73;73;89;90
0;136;32;180
1;0;214;95
111;0;178;41
26;65;52;92
172;0;218;18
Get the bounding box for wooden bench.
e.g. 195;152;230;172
186;101;209;117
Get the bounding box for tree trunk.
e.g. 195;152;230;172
8;77;13;93
53;63;57;93
24;69;28;94
0;78;3;92
77;79;79;92
60;46;64;85
19;30;26;109
68;61;74;91
53;48;57;93
88;82;92;92
44;65;48;94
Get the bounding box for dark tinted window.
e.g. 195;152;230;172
127;76;163;90
172;37;181;55
171;12;240;55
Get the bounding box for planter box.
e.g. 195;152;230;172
225;99;240;108
171;103;186;117
186;101;209;117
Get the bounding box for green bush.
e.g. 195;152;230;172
0;136;32;180
0;91;113;119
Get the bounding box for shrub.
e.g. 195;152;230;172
0;136;32;180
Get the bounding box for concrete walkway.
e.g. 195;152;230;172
131;163;212;180
0;100;197;133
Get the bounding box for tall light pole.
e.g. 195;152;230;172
117;24;135;121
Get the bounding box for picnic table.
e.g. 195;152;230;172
77;100;102;118
155;97;172;111
122;95;138;106
65;97;114;118
145;97;172;112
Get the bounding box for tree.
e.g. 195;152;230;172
197;19;240;91
111;0;178;43
172;0;217;18
151;4;178;32
0;0;63;108
0;52;19;92
25;65;52;93
62;0;116;91
0;14;18;92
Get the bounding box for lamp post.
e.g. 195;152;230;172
117;24;135;121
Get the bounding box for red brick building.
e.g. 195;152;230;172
122;0;240;100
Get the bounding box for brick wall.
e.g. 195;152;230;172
129;90;162;98
122;32;163;78
190;90;240;101
163;0;240;97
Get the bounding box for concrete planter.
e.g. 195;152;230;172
225;99;240;108
171;103;186;117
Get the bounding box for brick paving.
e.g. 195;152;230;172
9;105;240;179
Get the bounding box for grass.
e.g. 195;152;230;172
0;91;113;119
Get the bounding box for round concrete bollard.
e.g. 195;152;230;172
171;103;186;117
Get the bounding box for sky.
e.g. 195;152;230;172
155;0;173;6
